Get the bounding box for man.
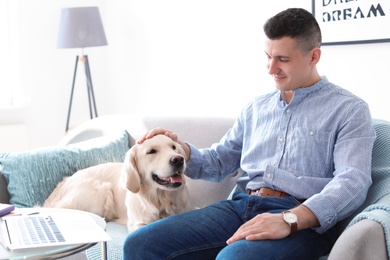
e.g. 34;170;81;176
123;8;376;259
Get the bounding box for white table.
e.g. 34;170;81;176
0;208;108;260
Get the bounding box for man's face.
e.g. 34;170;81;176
265;37;317;93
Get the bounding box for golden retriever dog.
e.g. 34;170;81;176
43;163;127;223
44;135;196;232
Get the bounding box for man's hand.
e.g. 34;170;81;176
226;213;290;244
226;205;319;244
137;127;177;144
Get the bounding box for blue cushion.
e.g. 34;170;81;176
0;130;130;208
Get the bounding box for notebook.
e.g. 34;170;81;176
0;210;111;251
0;204;15;217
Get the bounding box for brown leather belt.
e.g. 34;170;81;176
246;187;305;203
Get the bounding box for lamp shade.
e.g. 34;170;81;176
57;7;107;49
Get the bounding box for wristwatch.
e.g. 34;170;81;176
282;211;298;235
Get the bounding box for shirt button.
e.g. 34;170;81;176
309;131;314;136
279;137;284;142
286;109;290;113
266;173;272;178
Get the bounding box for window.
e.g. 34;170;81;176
0;1;22;106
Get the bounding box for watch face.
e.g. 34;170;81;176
284;212;298;223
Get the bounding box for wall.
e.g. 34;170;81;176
2;0;109;151
319;43;389;121
2;0;389;151
106;0;307;117
108;0;390;125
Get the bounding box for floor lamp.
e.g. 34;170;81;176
57;6;108;132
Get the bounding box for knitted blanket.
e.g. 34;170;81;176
343;119;390;256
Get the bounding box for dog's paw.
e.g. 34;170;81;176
127;222;148;233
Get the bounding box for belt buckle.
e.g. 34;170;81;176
246;189;260;196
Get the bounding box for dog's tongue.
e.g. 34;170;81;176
170;174;183;183
159;174;183;183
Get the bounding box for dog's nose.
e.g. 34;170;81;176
170;155;184;168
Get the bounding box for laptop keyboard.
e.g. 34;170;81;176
7;215;65;246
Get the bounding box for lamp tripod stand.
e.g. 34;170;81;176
65;55;98;132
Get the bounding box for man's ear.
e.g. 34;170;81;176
311;47;321;64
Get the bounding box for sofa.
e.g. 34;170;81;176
1;114;389;260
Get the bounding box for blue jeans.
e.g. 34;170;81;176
123;192;337;259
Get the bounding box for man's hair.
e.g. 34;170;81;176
264;8;322;52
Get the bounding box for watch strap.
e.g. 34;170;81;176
283;211;298;235
290;221;297;235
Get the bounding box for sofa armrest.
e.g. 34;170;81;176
328;219;387;260
330;192;390;260
58;114;145;146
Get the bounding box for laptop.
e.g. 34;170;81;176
0;210;111;250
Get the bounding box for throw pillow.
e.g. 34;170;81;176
0;130;130;208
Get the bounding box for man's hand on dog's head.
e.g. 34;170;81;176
137;128;190;161
137;128;176;144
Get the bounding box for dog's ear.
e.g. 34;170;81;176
178;142;188;161
122;147;142;193
177;142;187;184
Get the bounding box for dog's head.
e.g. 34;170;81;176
122;135;187;193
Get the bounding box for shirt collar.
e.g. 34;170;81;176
278;76;328;107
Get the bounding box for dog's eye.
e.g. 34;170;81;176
147;149;157;154
172;145;176;150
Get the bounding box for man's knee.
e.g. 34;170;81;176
122;230;145;258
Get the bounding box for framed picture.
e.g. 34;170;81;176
312;0;390;45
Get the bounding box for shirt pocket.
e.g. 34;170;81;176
289;127;333;173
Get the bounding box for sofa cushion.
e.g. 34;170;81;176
0;130;130;208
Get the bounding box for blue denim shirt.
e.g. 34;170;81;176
186;77;376;233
